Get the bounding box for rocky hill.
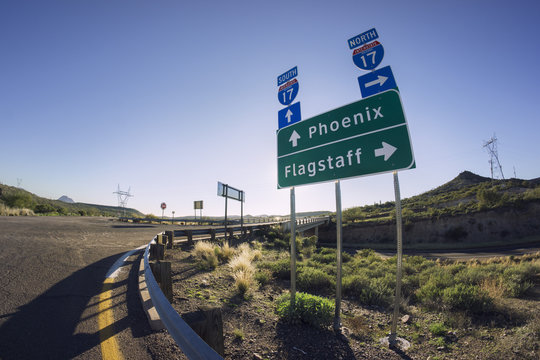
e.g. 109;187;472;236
0;184;143;217
319;171;540;249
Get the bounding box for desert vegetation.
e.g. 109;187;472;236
0;183;143;217
169;228;540;359
342;171;540;225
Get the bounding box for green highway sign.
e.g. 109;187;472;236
277;89;414;188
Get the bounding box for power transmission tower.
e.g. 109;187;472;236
483;135;505;180
113;185;133;217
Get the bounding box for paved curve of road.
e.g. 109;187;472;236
0;216;170;360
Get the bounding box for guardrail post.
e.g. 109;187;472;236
186;230;194;245
210;229;216;242
165;231;174;249
228;228;234;240
150;261;173;302
150;243;165;261
183;308;225;356
157;233;164;245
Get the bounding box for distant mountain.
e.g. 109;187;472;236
58;195;74;203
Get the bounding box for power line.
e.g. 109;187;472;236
113;185;133;217
482;135;505;180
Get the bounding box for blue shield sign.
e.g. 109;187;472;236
352;40;384;71
358;66;397;98
278;101;301;129
278;79;299;106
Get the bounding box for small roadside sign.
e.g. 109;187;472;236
358;66;397;98
161;202;166;210
278;101;302;129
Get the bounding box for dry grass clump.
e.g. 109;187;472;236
215;242;236;263
0;204;34;216
193;241;219;269
228;242;264;297
229;252;255;274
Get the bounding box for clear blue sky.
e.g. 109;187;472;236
1;0;539;217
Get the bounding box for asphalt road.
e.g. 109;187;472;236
0;216;169;360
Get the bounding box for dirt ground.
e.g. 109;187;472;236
157;241;540;360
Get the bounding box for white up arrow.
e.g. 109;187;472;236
374;142;397;161
289;130;301;147
365;75;388;88
285;108;293;123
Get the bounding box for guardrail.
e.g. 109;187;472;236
142;216;329;359
118;217;285;225
143;236;223;360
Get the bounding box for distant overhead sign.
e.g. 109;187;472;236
217;182;245;202
278;101;302;129
194;200;203;210
358;66;397;98
277;90;415;188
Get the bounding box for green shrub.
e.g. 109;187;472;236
477;188;502;208
254;269;271;286
312;252;335;264
429;322;447;337
296;235;318;258
342;273;393;306
501;263;537;297
275;292;334;328
416;269;455;307
4;192;34;209
35;203;56;214
268;258;291;280
297;267;335;293
441;284;492;313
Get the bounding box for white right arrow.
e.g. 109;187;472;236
285;108;293;123
374;142;397;161
365;75;388;88
289;130;301;147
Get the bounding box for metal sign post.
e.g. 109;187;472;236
217;182;245;244
334;180;343;331
224;187;228;243
161;202;166;222
290;187;296;307
389;171;403;345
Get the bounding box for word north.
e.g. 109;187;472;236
308;106;383;139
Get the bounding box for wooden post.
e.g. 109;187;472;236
183;307;224;356
165;230;174;249
151;243;165;261
150;261;173;302
185;230;194;245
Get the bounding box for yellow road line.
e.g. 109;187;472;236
98;278;124;360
